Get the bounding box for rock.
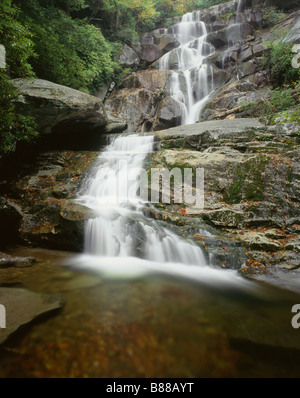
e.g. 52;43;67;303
0;287;63;345
283;12;300;43
7;150;99;252
202;208;244;227
60;201;97;222
120;70;169;91
238;58;261;78
156;34;181;54
140;44;162;64
12;79;107;135
0;252;36;268
139;31;181;60
152;97;184;130
200;1;237;24
105;70;169;132
244;8;263;28
239;42;267;63
239;232;282;252
119;44;140;68
104;120;128;134
148;118;299;271
201;81;272;121
226;23;254;43
154;118;265;141
0;197;22;248
0;44;6;69
206;29;228;48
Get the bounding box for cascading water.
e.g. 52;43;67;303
73;133;257;291
71;2;258;291
76;134;207;265
159;11;215;125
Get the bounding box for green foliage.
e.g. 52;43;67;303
17;1;120;93
0;0;36;78
0;71;38;154
260;6;285;28
262;36;300;87
240;87;297;122
277;105;300;128
192;0;226;9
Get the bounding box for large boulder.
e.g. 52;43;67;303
12;79;107;135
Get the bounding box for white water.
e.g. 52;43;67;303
159;11;215;125
76;134;207;265
70;134;262;295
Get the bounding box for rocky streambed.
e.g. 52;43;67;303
0;0;299;374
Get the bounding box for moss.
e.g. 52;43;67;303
161;138;185;149
224;155;269;204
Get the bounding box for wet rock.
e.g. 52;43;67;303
7;150;99;252
0;287;63;345
156;34;181;54
206;29;228;48
0;252;36;268
60;201;97;222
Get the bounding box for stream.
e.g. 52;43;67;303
0;133;299;378
0;246;300;378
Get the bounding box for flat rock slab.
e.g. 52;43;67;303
154;118;264;140
0;287;64;345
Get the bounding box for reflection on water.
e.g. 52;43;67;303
0;247;300;378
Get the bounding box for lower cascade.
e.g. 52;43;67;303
76;134;208;266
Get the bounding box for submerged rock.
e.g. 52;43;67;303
0;252;36;268
0;287;63;345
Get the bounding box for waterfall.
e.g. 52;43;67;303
76;134;207;266
221;0;246;74
159;11;215;125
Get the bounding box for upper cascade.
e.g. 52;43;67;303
158;11;215;125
